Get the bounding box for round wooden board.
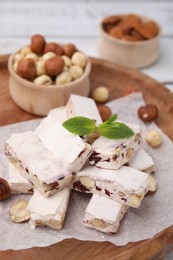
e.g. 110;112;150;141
0;54;173;260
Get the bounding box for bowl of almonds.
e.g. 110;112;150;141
98;14;160;68
8;34;91;116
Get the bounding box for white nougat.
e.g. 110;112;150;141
8;163;33;194
89;123;142;170
5;131;72;197
84;194;128;234
66;94;102;125
128;148;155;173
73;165;150;208
27;187;70;230
35;115;92;173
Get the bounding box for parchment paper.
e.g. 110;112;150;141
0;93;173;250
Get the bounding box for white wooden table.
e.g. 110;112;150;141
0;0;173;259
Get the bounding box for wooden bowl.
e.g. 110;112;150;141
8;52;91;116
97;15;160;69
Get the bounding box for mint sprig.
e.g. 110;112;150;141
62;114;134;140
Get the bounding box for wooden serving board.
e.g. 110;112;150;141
0;54;173;260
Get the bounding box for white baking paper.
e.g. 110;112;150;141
0;93;173;250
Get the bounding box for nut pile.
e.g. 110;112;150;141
102;14;159;41
13;34;88;86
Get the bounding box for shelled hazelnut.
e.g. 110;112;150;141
69;65;83;80
34;75;53;85
9;199;30;223
20;46;32;56
92;86;109;103
36;59;46;76
62;55;72;67
55;71;72;85
25;53;39;62
145;130;162;147
42;52;56;61
71;52;87;68
14;53;24;62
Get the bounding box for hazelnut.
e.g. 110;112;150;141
20;46;32;56
148;175;158;192
25;53;39;62
42;51;56;61
97;104;112;122
13;61;18;72
129;194;141;208
36;59;46;76
44;42;64;55
55;71;72;85
30;34;46;55
14;53;24;62
138;104;158;122
79;176;96;188
63;66;69;72
90;218;106;228
9;199;30;223
61;55;72;67
17;58;36;80
145;130;162;147
63;44;76;58
0;177;11;201
34;75;53;85
69;65;83;80
44;56;65;76
92;86;109;103
71;51;87;68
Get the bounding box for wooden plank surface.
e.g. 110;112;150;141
0;54;173;259
0;1;172;37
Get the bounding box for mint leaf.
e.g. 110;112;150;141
98;114;118;129
105;114;117;124
62;116;97;136
98;122;134;139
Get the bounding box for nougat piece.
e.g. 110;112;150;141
128;148;155;174
27;187;70;230
48;106;67;122
8;163;33;194
66;94;102;125
35;115;92;173
73;165;150;208
128;148;157;192
89;123;142;170
4;132;72;197
84;194;128;234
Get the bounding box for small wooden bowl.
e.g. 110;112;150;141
98;15;161;69
8;52;91;116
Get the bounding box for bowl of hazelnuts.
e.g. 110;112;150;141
98;14;160;68
8;34;91;116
